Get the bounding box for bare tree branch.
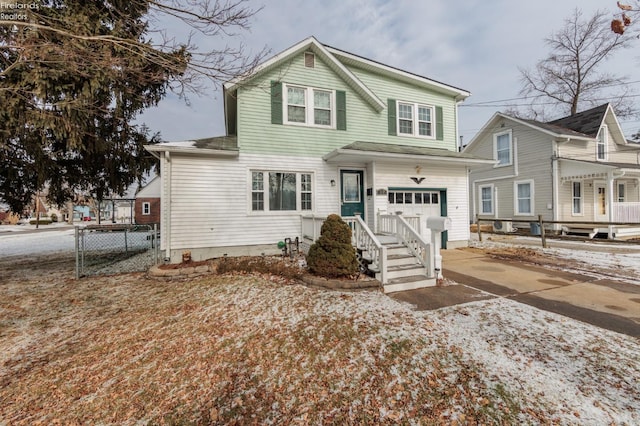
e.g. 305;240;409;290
518;8;634;119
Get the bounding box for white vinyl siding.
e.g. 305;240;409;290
374;162;470;243
166;154;335;253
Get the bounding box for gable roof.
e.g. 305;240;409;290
223;36;471;113
224;36;385;112
464;103;630;153
547;103;609;137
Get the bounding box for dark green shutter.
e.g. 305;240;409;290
387;98;396;136
271;81;283;125
336;90;346;130
435;106;443;140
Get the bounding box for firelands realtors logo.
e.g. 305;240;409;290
0;2;39;21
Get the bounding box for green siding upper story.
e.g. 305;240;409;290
235;51;461;157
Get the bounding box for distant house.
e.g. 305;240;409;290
464;103;640;238
146;36;492;291
135;176;160;226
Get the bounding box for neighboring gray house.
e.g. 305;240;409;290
463;103;640;238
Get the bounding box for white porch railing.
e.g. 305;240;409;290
613;202;640;222
301;214;387;283
378;213;431;276
377;213;422;235
352;215;387;284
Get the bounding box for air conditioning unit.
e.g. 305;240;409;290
492;220;514;233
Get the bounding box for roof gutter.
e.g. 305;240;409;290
323;148;495;165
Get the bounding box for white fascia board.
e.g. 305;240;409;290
326;46;470;100
223;37;386;112
144;144;238;157
323;148;495;166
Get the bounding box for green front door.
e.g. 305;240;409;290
340;170;365;219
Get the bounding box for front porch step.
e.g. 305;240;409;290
387;253;419;267
383;275;437;293
385;264;426;280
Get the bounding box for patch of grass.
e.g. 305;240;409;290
215;256;304;280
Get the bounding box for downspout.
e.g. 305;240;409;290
164;151;172;261
607;171;614;238
551;142;559;227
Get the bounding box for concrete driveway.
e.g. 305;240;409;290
391;248;640;338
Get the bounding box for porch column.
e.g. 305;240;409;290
607;172;614;238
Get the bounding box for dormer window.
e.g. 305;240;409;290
597;125;608;161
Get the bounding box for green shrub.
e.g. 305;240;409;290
29;218;52;225
50;213;58;222
306;214;359;278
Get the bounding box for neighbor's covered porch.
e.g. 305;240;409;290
558;158;640;237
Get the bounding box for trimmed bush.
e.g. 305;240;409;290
29;218;52;225
50;213;58;222
306;214;359;278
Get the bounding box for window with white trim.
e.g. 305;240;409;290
514;180;534;215
479;185;494;215
397;101;434;138
494;130;512;166
284;84;334;128
142;202;150;215
618;182;626;202
572;181;583;215
251;171;313;212
597;125;608;161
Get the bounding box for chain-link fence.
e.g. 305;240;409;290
75;224;160;278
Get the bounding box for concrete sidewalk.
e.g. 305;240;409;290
441;248;640;337
390;247;640;337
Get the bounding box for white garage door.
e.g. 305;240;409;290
387;190;441;217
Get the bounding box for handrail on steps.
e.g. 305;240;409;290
378;213;432;277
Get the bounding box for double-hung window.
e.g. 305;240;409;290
397;101;434;138
572;181;582;215
494;130;512;166
479;185;494;215
285;84;334;128
142;202;151;215
251;171;313;212
618;183;626;202
514;180;534;215
597;125;608;161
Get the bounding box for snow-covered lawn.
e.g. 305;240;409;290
1;253;638;424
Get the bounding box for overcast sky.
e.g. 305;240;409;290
138;0;640;145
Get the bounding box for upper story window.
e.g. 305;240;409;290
397;101;435;138
597;125;608;161
284;84;334;128
493;130;513;167
142;202;150;215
